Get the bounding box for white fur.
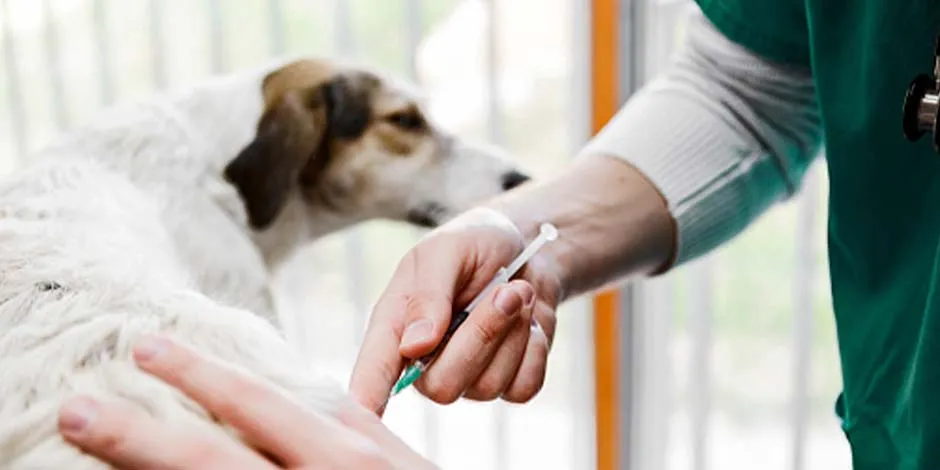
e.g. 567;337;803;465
0;58;521;469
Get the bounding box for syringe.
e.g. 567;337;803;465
389;222;559;398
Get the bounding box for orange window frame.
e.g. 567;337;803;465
590;0;621;469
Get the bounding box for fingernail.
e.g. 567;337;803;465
60;397;98;433
134;335;169;362
401;319;434;348
520;284;536;308
494;286;523;316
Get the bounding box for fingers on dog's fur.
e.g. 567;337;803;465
59;396;271;470
349;314;407;416
132;336;368;467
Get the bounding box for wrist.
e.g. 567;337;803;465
486;154;675;301
468;203;569;304
483;184;581;305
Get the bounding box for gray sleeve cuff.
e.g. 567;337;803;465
579;6;823;267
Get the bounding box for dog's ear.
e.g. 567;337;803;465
224;89;328;229
225;74;375;230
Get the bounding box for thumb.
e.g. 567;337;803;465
397;293;455;358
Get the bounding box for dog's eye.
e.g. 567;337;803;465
386;111;425;131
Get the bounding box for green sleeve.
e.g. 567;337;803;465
694;0;811;66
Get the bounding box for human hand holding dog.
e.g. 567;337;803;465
58;336;437;470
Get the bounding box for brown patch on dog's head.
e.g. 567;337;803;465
225;58;531;233
225;61;376;228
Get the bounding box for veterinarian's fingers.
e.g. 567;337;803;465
461;294;534;401
132;336;369;467
417;280;533;404
349;312;406;415
349;240;466;413
59;396;273;470
393;242;468;358
501;323;551;403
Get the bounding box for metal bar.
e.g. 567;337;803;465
207;0;225;73
791;165;819;470
93;0;115;105
569;0;596;467
616;284;637;470
618;0;644;106
689;260;713;470
1;0;28;157
41;0;68;130
268;0;286;56
618;0;639;464
148;0;167;89
615;0;649;468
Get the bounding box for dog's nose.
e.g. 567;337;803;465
501;171;531;191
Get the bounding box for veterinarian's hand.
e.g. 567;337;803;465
58;336;437;470
350;207;563;413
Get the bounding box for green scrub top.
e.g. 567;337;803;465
694;1;940;468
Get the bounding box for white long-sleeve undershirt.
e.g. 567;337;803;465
581;6;823;267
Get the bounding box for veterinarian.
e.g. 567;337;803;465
55;1;940;469
347;3;940;470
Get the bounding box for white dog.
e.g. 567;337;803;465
0;57;530;469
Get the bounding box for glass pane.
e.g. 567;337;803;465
0;1;592;469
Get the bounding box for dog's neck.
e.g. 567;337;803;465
248;195;366;268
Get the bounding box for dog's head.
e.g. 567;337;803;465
223;59;530;232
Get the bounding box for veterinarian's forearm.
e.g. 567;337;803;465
491;7;823;302
579;8;822;268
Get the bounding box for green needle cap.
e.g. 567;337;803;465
391;364;423;397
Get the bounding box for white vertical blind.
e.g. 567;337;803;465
791;166;820;470
92;0;114;105
148;0;167;89
568;0;596;466
1;0;27;157
482;1;509;469
41;0;67;130
688;260;713;470
206;0;225;73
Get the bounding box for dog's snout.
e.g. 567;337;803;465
501;171;530;191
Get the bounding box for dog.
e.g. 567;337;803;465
0;56;530;469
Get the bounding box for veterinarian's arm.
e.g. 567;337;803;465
350;7;821;412
58;336;437;470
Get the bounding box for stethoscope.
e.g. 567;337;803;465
903;36;940;153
